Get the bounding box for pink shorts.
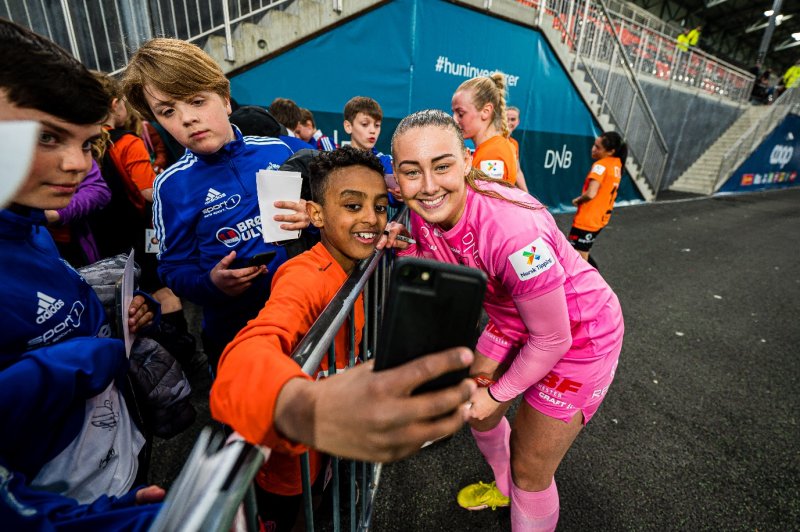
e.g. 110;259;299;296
476;295;624;425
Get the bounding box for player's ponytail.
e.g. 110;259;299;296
600;131;627;168
456;73;509;138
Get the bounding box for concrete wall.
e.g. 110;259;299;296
640;81;745;189
204;0;384;76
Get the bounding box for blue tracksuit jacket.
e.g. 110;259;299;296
0;208;155;529
152;127;294;346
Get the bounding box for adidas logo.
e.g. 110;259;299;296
36;291;64;325
205;188;226;204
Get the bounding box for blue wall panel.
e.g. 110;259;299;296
230;0;643;210
720;114;800;193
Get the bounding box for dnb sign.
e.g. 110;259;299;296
544;145;573;175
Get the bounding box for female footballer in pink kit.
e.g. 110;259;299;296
387;110;623;531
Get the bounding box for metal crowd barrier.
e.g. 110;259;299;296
157;206;407;532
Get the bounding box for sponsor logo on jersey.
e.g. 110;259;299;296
28;301;85;347
216;227;241;247
202;193;241;218
36;291;64;324
479;159;505;179
205;188;226;204
235;216;263;242
522;247;540;265
508;237;555;281
217;217;265;247
591;163;605;176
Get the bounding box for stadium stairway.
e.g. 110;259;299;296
669;104;772;195
538;17;654;199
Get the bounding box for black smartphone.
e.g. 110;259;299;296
247;251;277;267
374;257;487;394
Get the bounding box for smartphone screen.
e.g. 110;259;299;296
374;257;487;394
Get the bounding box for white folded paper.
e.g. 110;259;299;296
120;249;135;357
256;169;303;243
0;121;39;207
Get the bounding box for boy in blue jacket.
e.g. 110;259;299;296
123;38;311;371
0;19;163;530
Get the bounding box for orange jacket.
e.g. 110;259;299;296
473;135;518;186
106;128;156;194
210;243;364;495
572;157;622;232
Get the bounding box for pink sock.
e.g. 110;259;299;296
510;478;559;532
470;417;511;496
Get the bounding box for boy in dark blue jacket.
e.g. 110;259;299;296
123;38;311;371
0;19;163;530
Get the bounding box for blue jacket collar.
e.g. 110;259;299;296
192;124;246;163
0;207;46;239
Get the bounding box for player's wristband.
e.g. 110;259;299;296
472;375;496;388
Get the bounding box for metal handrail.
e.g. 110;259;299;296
714;88;800;192
604;0;683;38
535;0;670;194
609;12;753;80
292;245;388;373
606;11;754;102
519;0;755;103
594;0;669;148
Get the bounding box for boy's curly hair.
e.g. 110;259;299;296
308;146;386;204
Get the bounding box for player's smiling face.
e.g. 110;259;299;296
393;124;471;231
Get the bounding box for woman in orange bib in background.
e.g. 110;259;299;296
569;132;626;269
451;73;524;190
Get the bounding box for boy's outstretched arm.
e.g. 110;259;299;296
274;348;476;463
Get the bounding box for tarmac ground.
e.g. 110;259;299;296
153;186;800;531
